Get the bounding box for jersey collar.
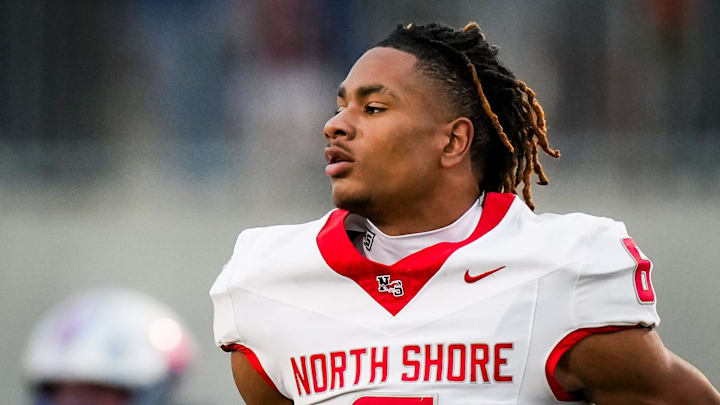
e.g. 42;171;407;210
316;192;516;316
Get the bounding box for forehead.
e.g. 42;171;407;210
340;47;421;97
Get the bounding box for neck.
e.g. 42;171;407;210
366;187;480;236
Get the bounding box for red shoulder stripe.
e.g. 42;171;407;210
545;325;641;401
221;344;280;393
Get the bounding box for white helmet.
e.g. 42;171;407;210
23;288;194;405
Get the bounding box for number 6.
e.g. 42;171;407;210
622;238;655;304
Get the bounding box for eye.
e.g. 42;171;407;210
334;106;346;115
365;105;386;115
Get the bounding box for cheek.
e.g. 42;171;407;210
364;129;434;183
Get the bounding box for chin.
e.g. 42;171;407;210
331;184;372;215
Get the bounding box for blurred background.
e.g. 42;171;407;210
1;0;719;403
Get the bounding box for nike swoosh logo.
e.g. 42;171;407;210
464;266;507;283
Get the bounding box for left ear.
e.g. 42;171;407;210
439;117;474;168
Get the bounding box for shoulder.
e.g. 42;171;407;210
481;194;632;265
234;212;334;252
533;209;650;298
535;209;625;240
502;192;622;235
541;210;659;326
232;211;333;259
535;210;640;275
209;211;335;348
535;208;661;401
497;195;628;262
210;211;333;291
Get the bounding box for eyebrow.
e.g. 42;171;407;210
337;84;398;100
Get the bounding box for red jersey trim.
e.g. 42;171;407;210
316;192;515;316
545;325;641;401
221;343;280;393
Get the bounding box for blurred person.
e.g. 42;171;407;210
24;288;193;405
210;22;720;404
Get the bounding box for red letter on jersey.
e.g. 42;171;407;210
423;344;444;382
401;345;421;382
470;343;490;383
622;238;655;304
330;351;346;390
349;348;367;385
310;353;328;393
447;344;467;382
494;343;513;382
291;356;311;396
370;347;389;383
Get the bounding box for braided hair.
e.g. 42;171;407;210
376;22;560;210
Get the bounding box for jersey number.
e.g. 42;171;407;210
622;238;655;304
352;395;436;404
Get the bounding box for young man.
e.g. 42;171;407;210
211;23;720;404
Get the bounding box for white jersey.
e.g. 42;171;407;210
210;193;659;404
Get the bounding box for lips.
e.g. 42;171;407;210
324;146;354;177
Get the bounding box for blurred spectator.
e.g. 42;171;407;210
23;288;194;405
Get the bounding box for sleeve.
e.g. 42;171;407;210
572;219;660;328
545;219;661;402
209;231;247;348
209;230;291;398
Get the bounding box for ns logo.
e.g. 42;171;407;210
376;275;404;297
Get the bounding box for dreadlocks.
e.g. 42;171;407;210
376;22;560;210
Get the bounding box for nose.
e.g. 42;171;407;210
323;110;355;142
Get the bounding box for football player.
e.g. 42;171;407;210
211;22;720;404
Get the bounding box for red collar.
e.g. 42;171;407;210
316;192;515;316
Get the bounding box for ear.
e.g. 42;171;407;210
439;117;474;169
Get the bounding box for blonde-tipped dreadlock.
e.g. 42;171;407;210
376;22;560;210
